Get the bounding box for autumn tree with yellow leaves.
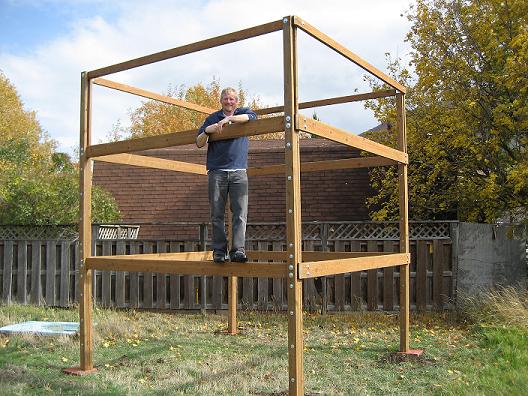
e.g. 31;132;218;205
365;0;528;223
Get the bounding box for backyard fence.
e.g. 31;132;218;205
0;221;457;312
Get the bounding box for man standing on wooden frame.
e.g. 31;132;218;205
196;87;257;263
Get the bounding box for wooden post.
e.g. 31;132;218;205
397;93;410;353
227;198;238;334
65;72;97;375
284;16;304;395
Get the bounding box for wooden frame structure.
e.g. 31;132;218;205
71;16;414;395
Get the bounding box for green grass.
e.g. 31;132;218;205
0;300;527;395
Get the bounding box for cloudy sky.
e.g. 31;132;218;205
0;0;413;155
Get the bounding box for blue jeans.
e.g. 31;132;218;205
208;170;248;254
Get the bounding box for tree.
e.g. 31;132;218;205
0;71;120;224
364;0;528;223
119;78;297;140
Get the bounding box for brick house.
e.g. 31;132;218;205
93;139;374;238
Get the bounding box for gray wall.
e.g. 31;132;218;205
456;223;527;297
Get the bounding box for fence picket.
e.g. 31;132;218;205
45;241;56;306
350;241;361;310
31;241;42;305
17;241;28;304
416;240;428;311
156;241;167;309
433;239;444;310
367;241;378;311
60;241;69;307
115;241;126;307
383;240;395;310
169;241;181;310
143;242;154;308
102;241;112;307
334;240;345;311
2;241;13;304
129;241;140;308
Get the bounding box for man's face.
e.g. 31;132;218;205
220;91;238;114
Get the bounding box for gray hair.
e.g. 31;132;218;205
220;87;238;100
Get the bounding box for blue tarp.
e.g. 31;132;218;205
0;321;79;336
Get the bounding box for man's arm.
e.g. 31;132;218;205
196;113;254;148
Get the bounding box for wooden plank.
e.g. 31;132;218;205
248;156;396;177
156;241;167;309
129;241;140;308
143;242;154;308
31;241;42;305
300;253;410;279
334;241;345;311
432;239;444;310
304;251;392;261
293;16;406;93
367;241;378;311
86;116;284;158
101;241;112;307
45;241;56;306
212;274;223;310
87;19;284;79
169;241;181;310
284;16;304;395
103;251;212;260
60;241;70;307
115;241;126;307
383;241;395;311
95;153;207;175
17;241;28;304
93;78;215;114
2;241;13;304
298;115;408;163
397;93;410;352
78;256;288;276
79;71;94;371
242;274;254;308
255;89;397;115
415;241;427;311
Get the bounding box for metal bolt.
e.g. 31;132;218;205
289;243;293;248
289;272;294;278
288;264;294;270
290;311;294;315
283;17;288;23
286;116;291;122
287;175;292;181
291;378;295;383
290;344;294;349
286;142;291;148
289;254;294;259
286;122;291;129
288;209;293;214
289;283;294;289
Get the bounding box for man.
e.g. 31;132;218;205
196;87;257;263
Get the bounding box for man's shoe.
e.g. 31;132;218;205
213;250;226;263
230;249;248;263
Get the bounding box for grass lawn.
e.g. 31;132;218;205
0;297;527;395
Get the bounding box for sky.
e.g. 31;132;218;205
0;0;414;156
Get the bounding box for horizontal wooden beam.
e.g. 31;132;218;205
248;155;396;176
297;115;408;164
87;19;284;79
96;251;212;260
255;89;397;116
94;153;207;175
86;116;284;158
293;16;406;93
85;256;287;278
93;78;215;115
299;253;410;278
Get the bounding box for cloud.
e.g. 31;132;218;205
0;0;412;155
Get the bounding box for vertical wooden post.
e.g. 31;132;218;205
283;15;304;395
227;198;238;334
397;93;410;353
66;72;96;375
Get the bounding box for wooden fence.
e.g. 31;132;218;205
0;222;455;311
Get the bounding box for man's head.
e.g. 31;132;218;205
220;87;238;115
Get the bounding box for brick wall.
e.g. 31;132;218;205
93;139;373;238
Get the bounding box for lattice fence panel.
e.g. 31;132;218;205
0;225;78;240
